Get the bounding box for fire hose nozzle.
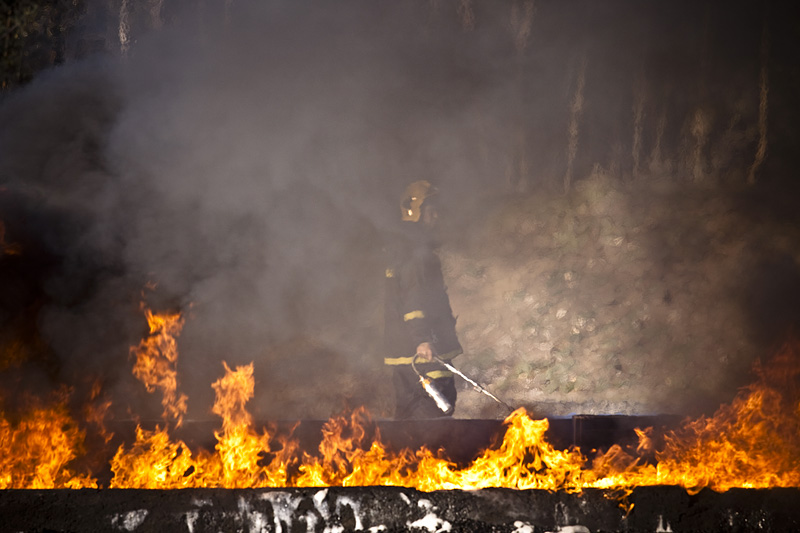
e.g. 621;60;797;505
418;376;454;414
412;354;453;414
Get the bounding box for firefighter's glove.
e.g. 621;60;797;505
415;342;435;362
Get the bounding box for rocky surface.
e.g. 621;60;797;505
245;174;800;425
434;174;800;420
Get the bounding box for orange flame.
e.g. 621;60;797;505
295;407;415;488
0;395;97;489
111;361;297;488
624;342;800;493
84;379;114;444
109;340;800;492
206;361;293;488
109;424;198;489
130;304;188;426
5;303;800;493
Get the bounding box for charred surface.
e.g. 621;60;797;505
1;486;799;532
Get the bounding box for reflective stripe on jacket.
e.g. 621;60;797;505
383;223;462;374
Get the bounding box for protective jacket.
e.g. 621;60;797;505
383;222;462;380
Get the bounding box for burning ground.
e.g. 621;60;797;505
1;301;800;494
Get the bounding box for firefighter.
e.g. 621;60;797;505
383;180;462;419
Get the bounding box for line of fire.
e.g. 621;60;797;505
2;0;800;531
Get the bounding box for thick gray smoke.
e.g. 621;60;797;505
0;1;514;419
1;0;796;422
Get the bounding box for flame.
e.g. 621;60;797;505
4;300;800;492
130;304;188;426
84;379;114;444
111;361;297;488
109;339;800;492
295;407;417;487
615;342;800;493
206;361;293;488
109;424;198;489
0;394;97;489
441;412;591;490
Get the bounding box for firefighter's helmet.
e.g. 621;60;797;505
401;180;438;222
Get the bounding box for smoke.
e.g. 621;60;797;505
0;0;796;421
0;1;521;419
